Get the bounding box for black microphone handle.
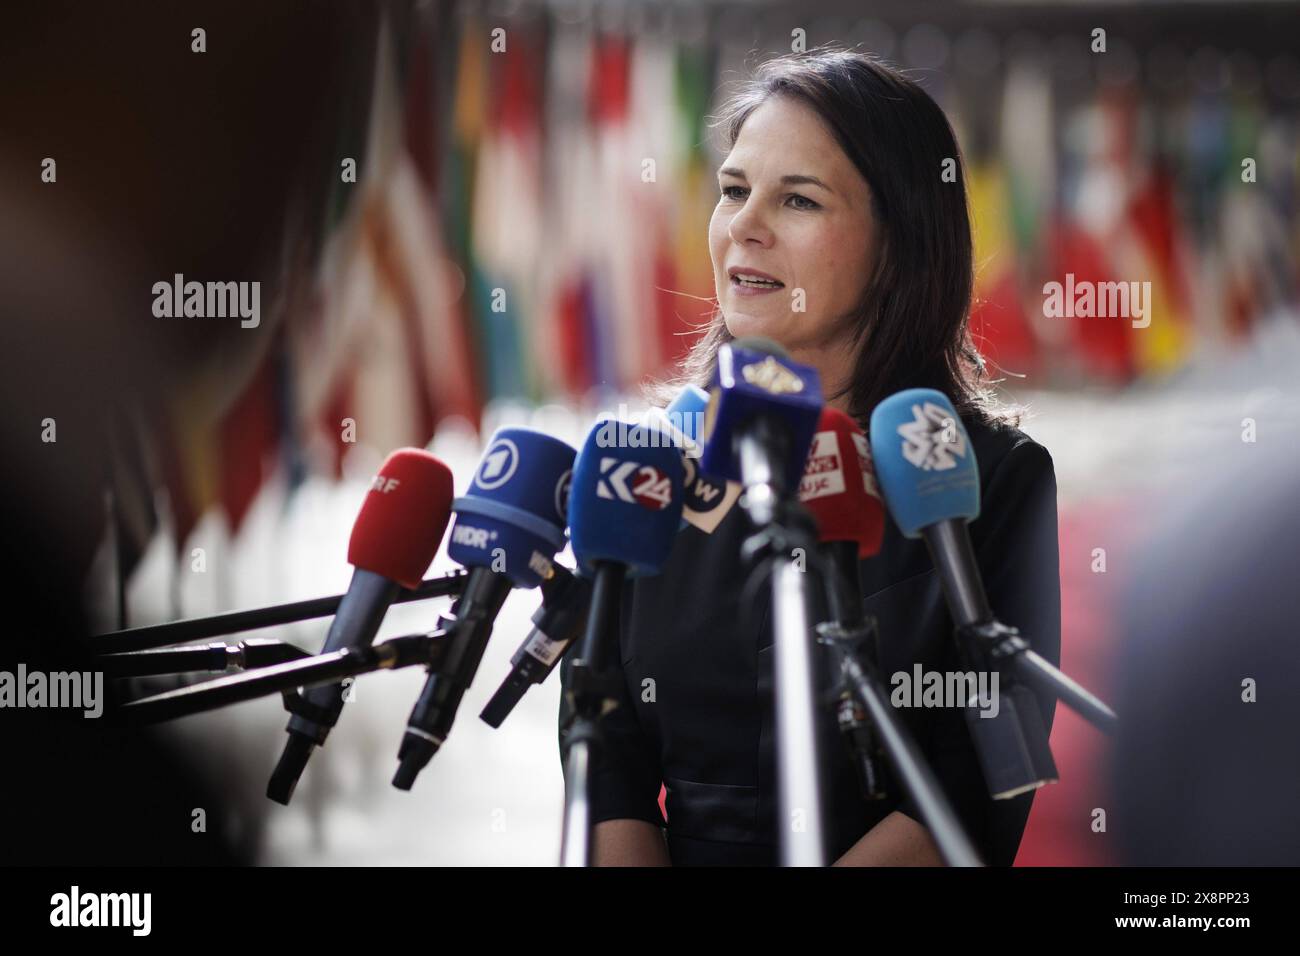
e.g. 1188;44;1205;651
921;519;993;629
480;566;590;729
286;568;402;743
821;540;864;627
571;561;624;678
393;567;513;789
268;569;404;805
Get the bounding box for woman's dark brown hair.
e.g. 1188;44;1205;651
655;46;1018;429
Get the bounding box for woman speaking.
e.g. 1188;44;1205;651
560;47;1061;866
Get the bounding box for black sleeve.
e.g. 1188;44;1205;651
557;586;665;829
894;439;1062;865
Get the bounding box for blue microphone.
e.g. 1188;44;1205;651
696;338;831;864
568;420;684;576
664;384;708;449
483;405;706;731
394;427;576;789
559;420;684;865
869;389;1060;798
447;427;575;587
869;389;985;621
699;338;823;526
649;385;742;534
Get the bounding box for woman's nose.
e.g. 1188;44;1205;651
727;198;774;247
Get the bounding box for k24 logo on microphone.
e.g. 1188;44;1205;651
596;458;674;510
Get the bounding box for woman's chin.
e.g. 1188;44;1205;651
723;312;785;346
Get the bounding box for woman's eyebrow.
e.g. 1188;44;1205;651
717;166;834;194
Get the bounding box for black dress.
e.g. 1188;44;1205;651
558;414;1061;866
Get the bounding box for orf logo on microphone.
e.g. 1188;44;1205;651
596;458;674;510
370;475;401;494
897;402;968;471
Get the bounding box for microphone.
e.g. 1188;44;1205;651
392;427;576;790
699;338;822;526
649;385;743;534
481;385;739;731
267;448;454;805
868;390;1058;799
800;406;885;563
699;337;831;866
798;406;889;801
799;405;984;865
560;419;684;866
478;564;590;729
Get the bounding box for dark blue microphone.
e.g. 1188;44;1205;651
699;338;822;527
393;427;576;790
699;337;832;865
559;419;684;865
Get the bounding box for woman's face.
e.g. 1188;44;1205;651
709;95;876;374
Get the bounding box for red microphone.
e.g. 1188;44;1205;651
348;449;456;588
799;407;884;559
800;407;890;801
269;447;455;804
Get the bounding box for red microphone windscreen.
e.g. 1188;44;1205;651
799;407;885;558
347;448;455;589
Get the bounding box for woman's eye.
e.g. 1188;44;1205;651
718;186;818;210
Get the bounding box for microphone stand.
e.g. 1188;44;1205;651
114;629;452;725
558;560;626;867
99;638;312;677
815;541;984;867
961;620;1117;734
86;571;469;653
736;416;830;867
925;522;1117;735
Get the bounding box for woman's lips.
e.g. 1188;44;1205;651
729;273;786;297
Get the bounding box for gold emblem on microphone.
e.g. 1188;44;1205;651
741;355;805;395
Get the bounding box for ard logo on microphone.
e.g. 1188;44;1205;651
475;438;520;490
596;458;674;510
897;402;968;471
